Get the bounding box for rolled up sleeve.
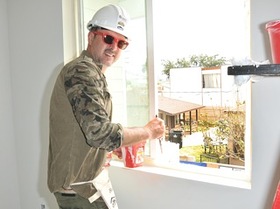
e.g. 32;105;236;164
64;62;123;151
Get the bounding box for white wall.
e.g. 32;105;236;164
251;0;280;62
1;0;280;209
3;0;64;208
169;66;238;107
0;0;20;208
170;67;203;104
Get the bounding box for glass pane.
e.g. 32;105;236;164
154;0;249;167
82;0;148;127
203;74;221;88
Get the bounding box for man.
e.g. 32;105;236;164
48;4;164;209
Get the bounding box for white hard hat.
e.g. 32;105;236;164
87;4;130;39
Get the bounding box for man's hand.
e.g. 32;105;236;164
113;147;122;159
144;117;165;139
121;116;165;147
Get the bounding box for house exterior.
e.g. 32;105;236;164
158;95;204;134
159;65;247;108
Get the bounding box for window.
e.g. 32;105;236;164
152;0;250;175
82;0;149;127
202;71;221;88
80;0;251;188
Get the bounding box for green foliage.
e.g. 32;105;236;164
197;107;245;162
162;58;191;78
189;54;227;68
220;111;245;161
162;54;227;78
197;114;216;133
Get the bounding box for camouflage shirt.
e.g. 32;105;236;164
48;50;123;198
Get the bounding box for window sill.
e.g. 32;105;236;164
110;158;251;190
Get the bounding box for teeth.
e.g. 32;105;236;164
105;48;116;57
105;52;114;57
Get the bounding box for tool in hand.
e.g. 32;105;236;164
156;115;163;154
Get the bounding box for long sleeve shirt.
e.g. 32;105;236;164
48;50;123;199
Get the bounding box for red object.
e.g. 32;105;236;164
272;181;280;209
266;20;280;64
122;142;145;168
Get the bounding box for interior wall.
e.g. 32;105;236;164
251;0;280;62
0;0;20;208
2;0;280;209
6;0;64;208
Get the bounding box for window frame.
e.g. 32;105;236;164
144;79;252;189
74;0;252;189
144;0;252;188
202;70;221;89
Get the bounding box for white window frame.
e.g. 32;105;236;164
143;79;252;189
66;0;252;190
142;0;251;189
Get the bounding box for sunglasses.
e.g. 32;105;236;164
93;31;129;50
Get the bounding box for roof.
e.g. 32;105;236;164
158;96;204;115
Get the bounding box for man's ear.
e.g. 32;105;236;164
88;32;95;44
